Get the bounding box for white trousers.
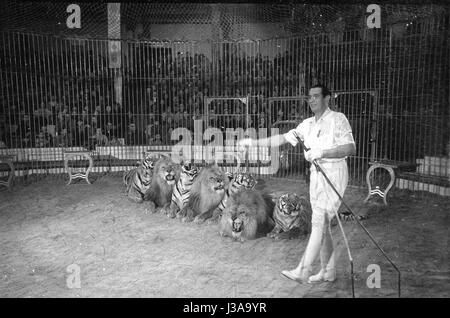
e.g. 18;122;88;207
294;160;348;275
310;160;348;225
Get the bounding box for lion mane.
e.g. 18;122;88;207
143;156;180;212
219;189;275;242
177;165;227;223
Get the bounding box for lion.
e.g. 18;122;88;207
143;156;180;213
219;189;275;242
267;193;312;240
206;171;258;224
177;165;227;223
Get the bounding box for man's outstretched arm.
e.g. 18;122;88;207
237;134;290;148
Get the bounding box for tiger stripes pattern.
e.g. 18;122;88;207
122;155;158;203
165;162;200;218
268;193;312;239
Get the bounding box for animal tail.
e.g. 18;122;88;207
123;169;133;188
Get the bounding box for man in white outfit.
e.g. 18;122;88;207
237;84;356;283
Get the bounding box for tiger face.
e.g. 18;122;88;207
228;172;257;195
141;155;158;176
273;193;312;233
278;193;303;217
155;157;178;186
180;162;200;185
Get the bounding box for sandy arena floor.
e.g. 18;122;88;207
0;174;448;298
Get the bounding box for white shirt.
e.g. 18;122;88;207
283;107;355;163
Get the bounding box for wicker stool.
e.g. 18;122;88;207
364;160;418;205
364;162;395;206
63;151;94;185
0;155;15;189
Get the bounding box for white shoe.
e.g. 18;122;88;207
308;269;336;283
281;269;310;283
281;269;302;283
308;269;326;283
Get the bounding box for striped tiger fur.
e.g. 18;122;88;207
123;155;158;203
268;193;312;240
209;172;257;223
165;162;200;218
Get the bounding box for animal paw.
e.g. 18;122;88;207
159;206;168;215
127;195;143;204
180;207;195;223
194;215;209;224
193;216;203;224
278;228;301;240
267;227;281;239
181;216;193;223
272;232;289;240
206;213;221;225
146;202;156;213
338;211;368;222
167;210;177;218
177;208;187;219
206;217;219;225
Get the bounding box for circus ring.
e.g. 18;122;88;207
1;143;448;298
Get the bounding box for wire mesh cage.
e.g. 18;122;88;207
0;1;448;196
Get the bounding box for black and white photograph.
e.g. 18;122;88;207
0;1;448;301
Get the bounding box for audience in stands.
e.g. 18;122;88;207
1;48;311;149
93;128;109;147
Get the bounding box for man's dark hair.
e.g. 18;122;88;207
310;84;331;98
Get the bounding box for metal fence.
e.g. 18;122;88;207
1;15;448;195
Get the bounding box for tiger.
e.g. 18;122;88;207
122;154;158;203
267;193;312;240
163;162;200;218
203;172;258;224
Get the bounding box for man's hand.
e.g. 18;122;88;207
305;148;323;162
237;138;255;148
